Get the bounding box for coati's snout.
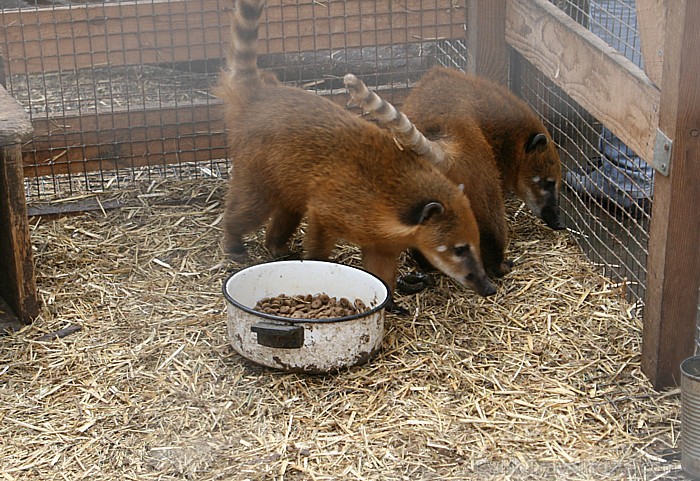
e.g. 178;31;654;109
540;203;565;230
521;133;565;230
523;175;565;230
420;242;496;297
411;198;497;297
467;272;497;297
459;245;497;297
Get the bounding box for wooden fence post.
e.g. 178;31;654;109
466;0;508;85
0;86;39;331
642;0;700;388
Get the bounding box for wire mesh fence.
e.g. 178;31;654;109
0;0;668;319
533;0;652;310
0;0;466;201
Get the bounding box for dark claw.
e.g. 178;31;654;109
396;271;435;295
386;298;409;316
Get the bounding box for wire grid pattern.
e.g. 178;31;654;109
518;60;650;309
432;1;651;309
528;0;652;309
2;0;230;199
0;0;466;201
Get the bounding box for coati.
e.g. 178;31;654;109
344;74;512;279
402;67;565;230
215;0;497;311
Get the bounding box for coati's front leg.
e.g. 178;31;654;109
480;232;513;279
265;208;303;259
361;246;409;316
303;217;337;261
223;180;271;262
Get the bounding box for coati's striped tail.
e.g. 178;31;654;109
227;0;266;79
344;73;447;168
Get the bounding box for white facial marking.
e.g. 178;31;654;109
436;245;447;252
422;253;467;286
532;176;541;184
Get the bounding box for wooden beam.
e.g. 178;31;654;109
466;0;508;84
635;0;666;87
1;0;465;76
0;86;39;325
506;0;660;165
24;102;227;177
642;1;700;388
23;87;411;177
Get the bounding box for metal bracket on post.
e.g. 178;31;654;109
652;129;672;176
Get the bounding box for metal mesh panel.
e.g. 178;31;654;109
2;0;657;313
518;60;650;310
516;0;652;310
2;0;231;199
0;0;467;201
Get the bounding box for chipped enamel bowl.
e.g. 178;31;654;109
223;260;390;373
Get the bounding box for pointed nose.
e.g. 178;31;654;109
541;205;565;230
476;277;497;297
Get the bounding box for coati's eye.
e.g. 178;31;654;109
541;178;556;189
453;245;469;257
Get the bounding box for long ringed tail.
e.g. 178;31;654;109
344;73;447;168
226;0;266;80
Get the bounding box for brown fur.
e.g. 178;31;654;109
403;67;564;230
420;124;511;278
345;75;511;278
214;0;496;301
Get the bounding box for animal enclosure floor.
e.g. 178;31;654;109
0;177;682;480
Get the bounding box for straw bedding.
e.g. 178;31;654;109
1;177;681;480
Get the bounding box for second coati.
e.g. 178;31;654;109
215;0;497;310
402;67;565;230
344;74;512;279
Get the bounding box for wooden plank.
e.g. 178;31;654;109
24;102;227;177
0;88;32;145
22;86;411;176
466;0;508;84
0;86;39;325
1;0;466;76
506;0;660;165
642;1;700;388
27;198;122;217
635;0;666;87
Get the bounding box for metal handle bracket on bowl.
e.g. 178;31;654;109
251;322;304;349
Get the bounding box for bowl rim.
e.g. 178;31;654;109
222;259;391;324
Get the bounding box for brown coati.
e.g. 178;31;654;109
214;0;496;310
344;74;512;279
401;67;565;230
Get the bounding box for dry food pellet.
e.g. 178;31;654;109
253;293;371;319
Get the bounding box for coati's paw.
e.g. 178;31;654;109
266;244;297;260
396;271;435;295
386;298;410;316
226;245;249;264
488;258;514;278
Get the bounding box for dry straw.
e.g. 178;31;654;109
1;177;680;480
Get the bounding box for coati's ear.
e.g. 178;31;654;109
403;201;445;225
526;133;548;153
